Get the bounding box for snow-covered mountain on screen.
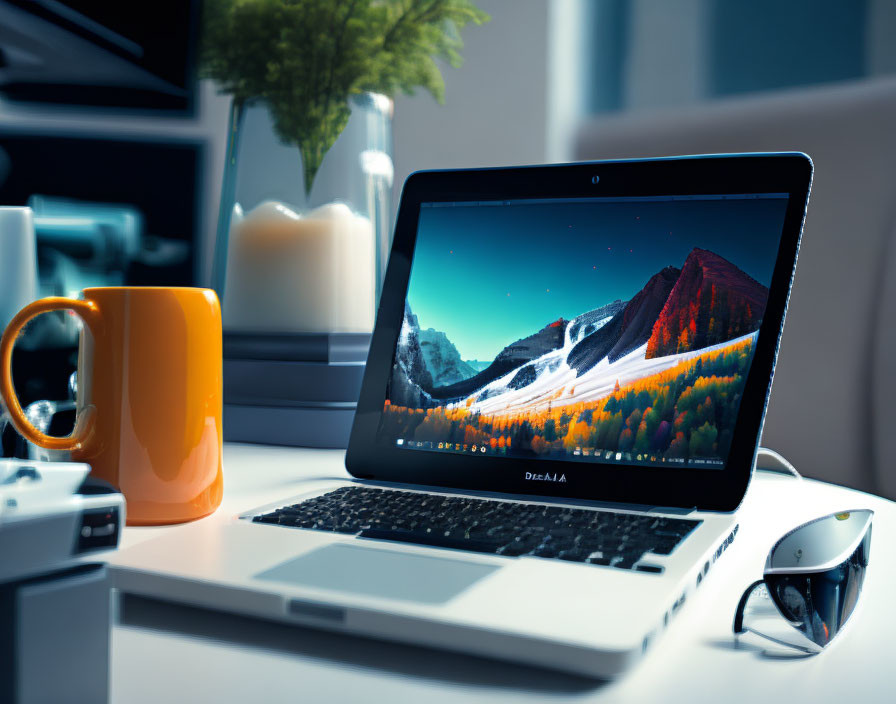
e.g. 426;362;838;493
465;329;757;417
387;303;434;408
565;299;626;345
388;248;767;423
567;267;680;374
418;328;479;386
423;301;623;410
428;317;570;400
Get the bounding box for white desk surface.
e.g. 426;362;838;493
111;443;895;703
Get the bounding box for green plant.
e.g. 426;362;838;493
201;0;489;196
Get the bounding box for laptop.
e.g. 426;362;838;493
109;153;812;678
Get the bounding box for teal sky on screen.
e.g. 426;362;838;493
406;196;789;361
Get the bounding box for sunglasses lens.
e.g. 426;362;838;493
766;519;871;647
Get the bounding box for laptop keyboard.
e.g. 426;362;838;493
252;486;701;572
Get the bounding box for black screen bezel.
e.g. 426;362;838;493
346;154;812;512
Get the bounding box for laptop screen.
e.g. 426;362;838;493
376;193;789;471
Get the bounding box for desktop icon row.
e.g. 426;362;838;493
395;438;710;466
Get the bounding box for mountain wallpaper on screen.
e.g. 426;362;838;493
418;328;479;387
382;247;769;463
646;248;768;358
567;267;680;373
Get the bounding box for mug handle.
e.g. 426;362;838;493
0;297;101;452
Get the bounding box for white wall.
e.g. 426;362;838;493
390;0;551;214
622;0;709;111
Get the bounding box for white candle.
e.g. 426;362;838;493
223;200;375;333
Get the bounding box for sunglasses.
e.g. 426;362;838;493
733;509;873;654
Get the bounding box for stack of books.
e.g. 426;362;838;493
222;332;370;448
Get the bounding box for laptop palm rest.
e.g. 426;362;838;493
254;543;500;604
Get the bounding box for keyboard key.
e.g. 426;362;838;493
533;544;560;558
587;555;613;566
558;549;591;562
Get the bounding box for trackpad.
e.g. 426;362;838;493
254;543;500;604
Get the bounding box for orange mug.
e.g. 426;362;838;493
0;287;223;525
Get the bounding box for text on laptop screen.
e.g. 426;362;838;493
377;194;789;470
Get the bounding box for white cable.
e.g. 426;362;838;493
755;447;802;479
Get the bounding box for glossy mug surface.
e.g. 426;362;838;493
0;287;223;524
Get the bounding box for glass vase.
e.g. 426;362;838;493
212;93;394;334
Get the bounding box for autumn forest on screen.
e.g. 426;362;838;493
381;337;754;461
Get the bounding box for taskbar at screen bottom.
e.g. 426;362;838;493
391;438;726;470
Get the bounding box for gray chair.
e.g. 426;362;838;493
576;77;896;499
